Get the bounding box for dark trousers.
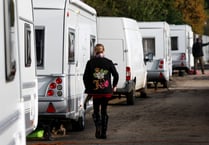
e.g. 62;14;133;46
194;56;205;74
93;97;109;116
92;97;109;138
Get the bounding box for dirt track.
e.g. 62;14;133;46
27;70;209;145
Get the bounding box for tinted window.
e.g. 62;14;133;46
35;27;45;67
171;37;178;50
142;38;155;56
4;0;17;81
68;29;75;63
25;23;32;67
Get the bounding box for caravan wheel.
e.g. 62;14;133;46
163;80;169;88
72;114;85;131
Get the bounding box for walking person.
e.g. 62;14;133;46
83;43;119;139
192;37;209;74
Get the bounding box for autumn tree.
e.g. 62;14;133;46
84;0;208;34
172;0;208;34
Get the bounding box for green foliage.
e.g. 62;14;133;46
83;0;209;34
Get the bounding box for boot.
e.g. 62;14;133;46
101;114;108;139
92;114;101;138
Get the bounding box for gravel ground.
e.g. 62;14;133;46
27;70;209;145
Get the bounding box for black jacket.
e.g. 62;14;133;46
83;56;119;94
192;42;209;57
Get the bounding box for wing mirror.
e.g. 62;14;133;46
144;52;153;62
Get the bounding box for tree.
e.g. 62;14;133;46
84;0;208;34
174;0;208;34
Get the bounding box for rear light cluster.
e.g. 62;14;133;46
126;66;131;81
46;77;63;97
180;53;186;60
180;53;186;66
158;59;164;69
158;59;164;78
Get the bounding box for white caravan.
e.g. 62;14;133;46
33;0;96;130
138;21;172;88
0;0;26;144
170;24;194;74
17;0;38;135
0;0;37;144
202;35;209;64
97;17;147;105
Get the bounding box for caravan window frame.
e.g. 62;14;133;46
142;37;156;56
35;26;45;68
171;36;178;51
68;28;75;63
24;23;32;67
90;35;96;59
4;0;17;82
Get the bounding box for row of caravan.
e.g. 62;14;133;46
139;23;194;86
33;0;148;133
1;0;196;144
33;0;196;132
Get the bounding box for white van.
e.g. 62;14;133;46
138;21;172;88
97;17;147;105
33;0;97;130
1;0;37;144
170;24;194;74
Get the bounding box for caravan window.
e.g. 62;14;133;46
24;23;32;67
142;38;155;56
171;37;178;50
90;35;96;58
4;0;17;81
68;29;75;63
35;27;45;67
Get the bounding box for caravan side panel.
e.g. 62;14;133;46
17;0;38;135
0;0;26;144
33;0;96;129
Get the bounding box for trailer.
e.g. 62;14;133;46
170;24;194;74
1;0;37;144
138;21;172;88
97;17;148;105
33;0;96;130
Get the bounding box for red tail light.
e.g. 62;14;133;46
180;53;186;60
46;77;63;97
46;103;56;113
181;62;185;66
159;60;164;69
159;72;163;78
56;77;62;84
47;90;54;96
49;82;56;89
126;66;131;81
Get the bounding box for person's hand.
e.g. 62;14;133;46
113;87;117;92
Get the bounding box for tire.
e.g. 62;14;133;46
126;88;136;105
140;88;147;98
72;115;85;131
163;80;169;88
140;82;148;98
